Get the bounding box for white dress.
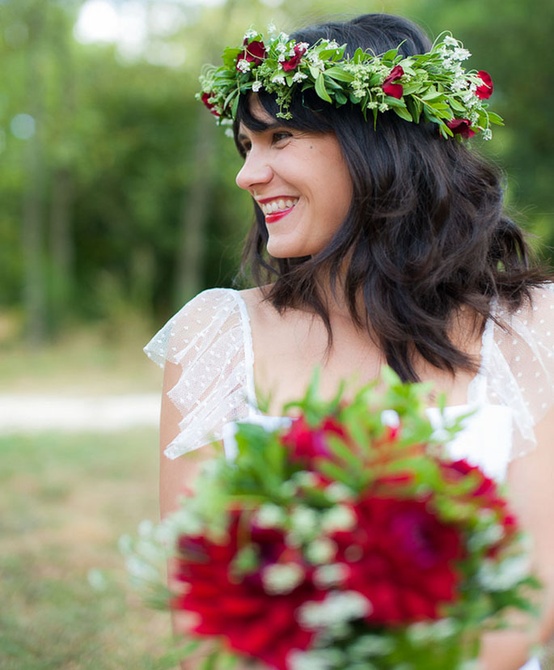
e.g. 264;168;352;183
145;284;554;670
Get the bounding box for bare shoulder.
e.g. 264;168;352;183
236;286;266;308
237;286;276;318
498;282;554;320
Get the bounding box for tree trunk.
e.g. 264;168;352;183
172;0;239;307
173;110;217;306
21;8;47;345
49;167;74;328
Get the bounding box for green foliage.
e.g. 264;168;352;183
414;0;554;263
0;0;551;342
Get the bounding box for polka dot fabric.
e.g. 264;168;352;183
145;284;554;462
479;283;554;458
144;288;257;459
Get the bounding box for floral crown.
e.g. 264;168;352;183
198;28;503;140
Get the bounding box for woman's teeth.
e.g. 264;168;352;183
261;199;298;215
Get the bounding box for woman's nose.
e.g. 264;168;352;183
235;151;273;191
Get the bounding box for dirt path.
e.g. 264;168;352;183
0;393;160;433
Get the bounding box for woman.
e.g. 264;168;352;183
146;13;554;670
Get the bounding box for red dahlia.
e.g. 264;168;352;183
332;495;463;624
172;511;321;670
442;459;518;548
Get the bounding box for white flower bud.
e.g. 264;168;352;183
314;563;349;588
298;591;372;631
254;503;285;528
305;537;338;564
290;506;319;537
321;505;356;533
262;563;305;594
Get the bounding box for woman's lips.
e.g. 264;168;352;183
265;208;294;223
258;197;298;223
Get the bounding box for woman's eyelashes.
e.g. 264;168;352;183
271;130;293;145
238;139;251;157
237;129;293;157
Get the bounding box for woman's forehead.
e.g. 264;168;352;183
246;95;276;124
237;95;283;136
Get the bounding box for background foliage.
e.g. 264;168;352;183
0;0;552;345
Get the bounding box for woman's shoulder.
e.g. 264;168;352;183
152;287;260;458
485;282;554;453
494;282;554;346
144;286;255;368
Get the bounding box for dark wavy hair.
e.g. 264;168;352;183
234;13;549;381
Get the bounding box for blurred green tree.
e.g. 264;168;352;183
414;0;554;263
0;0;551;345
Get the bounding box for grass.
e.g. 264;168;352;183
0;321;161;394
0;428;183;670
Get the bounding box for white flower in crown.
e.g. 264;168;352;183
443;34;459;47
236;59;251;73
452;47;471;61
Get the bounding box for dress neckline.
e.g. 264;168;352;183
228;287;493;413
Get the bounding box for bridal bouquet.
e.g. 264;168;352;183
122;369;538;669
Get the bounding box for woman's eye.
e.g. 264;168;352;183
239;141;251;157
272;131;292;144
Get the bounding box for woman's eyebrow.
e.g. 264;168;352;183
238;120;285;141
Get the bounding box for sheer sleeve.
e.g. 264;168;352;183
144;288;257;459
484;283;554;459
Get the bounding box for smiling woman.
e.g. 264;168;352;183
235;99;353;258
145;11;554;670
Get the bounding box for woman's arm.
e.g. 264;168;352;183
159;361;260;669
159;360;217;518
480;405;554;669
159;361;218;669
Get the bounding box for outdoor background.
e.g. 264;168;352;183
0;0;552;668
